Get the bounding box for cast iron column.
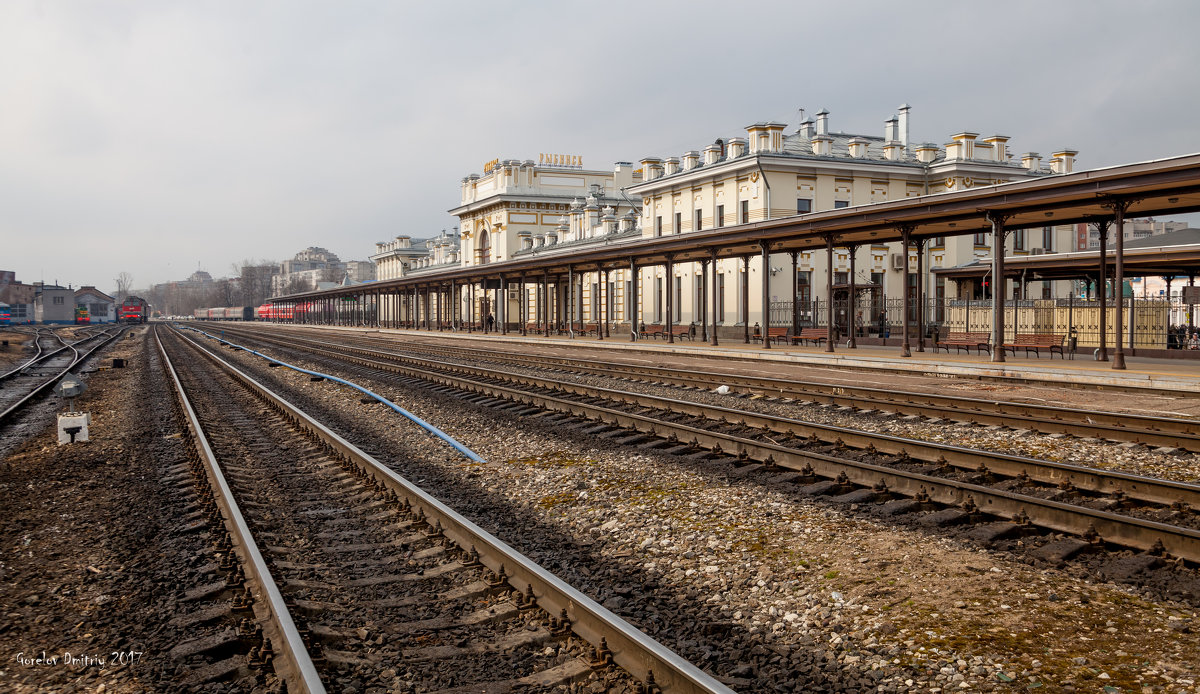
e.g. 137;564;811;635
1097;219;1110;361
900;225;913;358
666;255;675;344
710;249;720;346
630;257;639;341
825;234;835;353
916;238;927;352
790;251;799;339
1108;199;1131;369
987;213;1009;363
760;240;771;350
847;243;859;349
742;255;751;344
567;265;575;337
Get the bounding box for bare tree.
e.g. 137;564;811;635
320;266;345;284
232;259;278;306
114;272;133;302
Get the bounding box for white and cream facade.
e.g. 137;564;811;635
626;106;1080;329
447;157;643;325
377;105;1082;331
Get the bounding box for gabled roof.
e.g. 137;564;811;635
75;287;115;301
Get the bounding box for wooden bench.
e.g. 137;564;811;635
641;324;665;339
667;324;694;340
1002;333;1065;358
790;328;829;346
524;323;545;334
935;331;992;355
753;327;789;344
576;323;600;336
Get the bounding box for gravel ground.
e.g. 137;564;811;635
0;327;272;692
195;326;1200;693
0;330;34;370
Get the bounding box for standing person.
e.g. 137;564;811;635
486;313;495;332
1190;332;1199;350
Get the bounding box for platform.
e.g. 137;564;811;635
280;324;1200;395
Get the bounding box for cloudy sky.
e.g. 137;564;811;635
3;0;1199;293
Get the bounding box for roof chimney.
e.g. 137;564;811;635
1050;148;1078;174
897;104;911;149
885;116;898;143
798;119;814;138
815;109;829;135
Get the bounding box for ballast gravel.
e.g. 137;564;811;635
203;328;1200;694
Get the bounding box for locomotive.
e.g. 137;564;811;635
119;296;149;324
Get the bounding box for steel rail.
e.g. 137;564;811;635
317;332;1200;452
203;327;1200;563
155;329;326;694
212;327;1200;510
0;329;51;381
0;329;123;425
168;325;732;694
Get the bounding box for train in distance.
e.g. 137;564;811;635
192;303;296;321
119;296;149;324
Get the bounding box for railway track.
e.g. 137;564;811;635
249;325;1200;452
196;323;1200;566
156;325;730;693
0;326;122;425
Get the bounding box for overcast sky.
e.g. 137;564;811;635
4;0;1199;294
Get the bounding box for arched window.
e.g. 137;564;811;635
477;229;491;265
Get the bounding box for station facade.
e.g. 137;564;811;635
426;106;1080;335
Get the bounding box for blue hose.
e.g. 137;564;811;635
180;325;485;463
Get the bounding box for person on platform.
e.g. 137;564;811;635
1189;332;1199;350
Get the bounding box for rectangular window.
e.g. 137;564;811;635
740;200;749;224
716;204;724;228
834;271;849;285
797;270;812;320
694;209;702;232
974;232;987;246
694;274;703;323
53;296;64;305
1042;226;1053;251
1042;280;1052;299
797;198;812;214
933;236;945;247
1013;229;1025;251
936;277;946;322
591;282;598;320
674;212;682;235
736;268;745;323
673;276;682;322
607;281;615;320
717;272;725;323
654;277;663;323
834;200;850;209
654;216;662;237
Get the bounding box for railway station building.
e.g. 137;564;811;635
433;106;1079;337
274;106;1200;368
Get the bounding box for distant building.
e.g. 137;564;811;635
75;286;116;323
0;271;35;323
344;260;376;284
1077;219;1190;251
273;247;374;295
33;283;75;324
